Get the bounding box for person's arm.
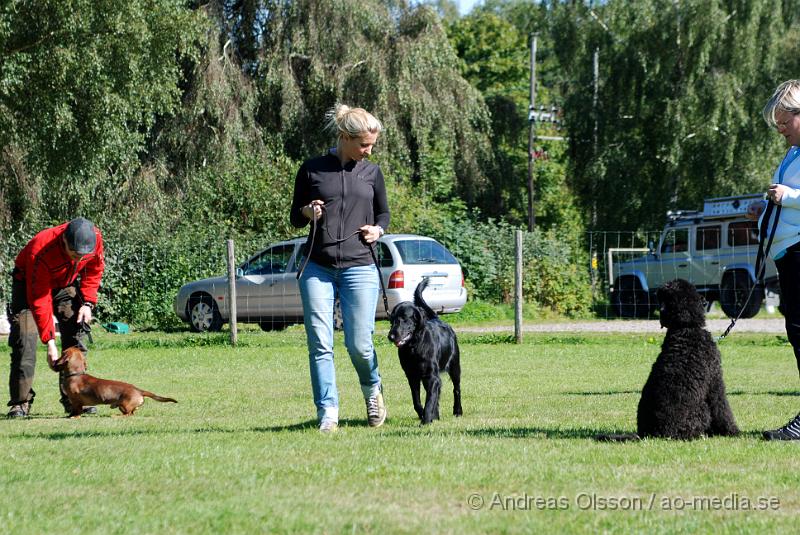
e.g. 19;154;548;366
26;258;57;345
360;167;390;244
372;167;390;231
290;163;313;228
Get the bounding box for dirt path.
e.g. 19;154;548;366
456;318;786;334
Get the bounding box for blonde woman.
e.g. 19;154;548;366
757;80;800;440
290;104;389;433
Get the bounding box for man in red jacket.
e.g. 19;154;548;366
6;217;105;418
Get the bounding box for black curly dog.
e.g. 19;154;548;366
599;279;739;441
388;278;463;424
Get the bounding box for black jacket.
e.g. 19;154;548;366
290;152;390;268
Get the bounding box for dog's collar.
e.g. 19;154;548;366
59;371;86;378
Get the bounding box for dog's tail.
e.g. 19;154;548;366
413;278;437;321
142;391;178;403
595;433;641;442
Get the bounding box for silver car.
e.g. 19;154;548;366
174;234;467;332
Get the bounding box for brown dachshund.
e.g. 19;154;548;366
54;347;177;417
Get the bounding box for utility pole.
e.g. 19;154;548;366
527;33;537;232
592;47;599;229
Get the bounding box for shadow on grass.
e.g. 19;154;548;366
252;418;370;433
568;389;800;397
566;390;640;396
728;390;800;396
463;427;606;439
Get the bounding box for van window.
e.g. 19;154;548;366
696;225;721;252
661;228;689;254
728;221;759;247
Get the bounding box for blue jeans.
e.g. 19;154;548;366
299;261;382;423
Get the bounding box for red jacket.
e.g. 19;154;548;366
14;222;105;344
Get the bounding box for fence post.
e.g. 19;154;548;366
226;239;238;346
515;230;523;344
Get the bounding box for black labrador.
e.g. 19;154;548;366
388;278;463;424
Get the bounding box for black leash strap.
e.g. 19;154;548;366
81;319;94;345
368;242;390;316
296;208;317;281
718;201;781;341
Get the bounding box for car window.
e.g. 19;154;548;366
241;244;295;275
696;225;721;252
394;240;458;265
728;221;759;247
377;242;393;267
660;228;689;254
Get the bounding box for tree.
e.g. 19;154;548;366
553;0;799;231
247;0;493;207
0;0;204;233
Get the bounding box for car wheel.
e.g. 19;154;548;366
259;319;288;331
612;279;651;318
719;272;763;319
188;294;223;332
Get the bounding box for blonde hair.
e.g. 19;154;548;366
324;104;382;139
763;80;800;128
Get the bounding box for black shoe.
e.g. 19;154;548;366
7;401;31;418
763;413;800;441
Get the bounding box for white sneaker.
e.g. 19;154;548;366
319;419;338;434
366;392;387;427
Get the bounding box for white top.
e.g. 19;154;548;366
761;146;800;259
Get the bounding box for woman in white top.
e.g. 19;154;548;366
757;80;800;440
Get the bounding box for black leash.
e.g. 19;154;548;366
295;205;389;315
717;200;781;341
368;242;390;316
81;319;94;344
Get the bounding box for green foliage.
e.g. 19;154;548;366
552;0;800;230
252;0;494;206
445;4;580;232
0;0;205;230
386;180;591;316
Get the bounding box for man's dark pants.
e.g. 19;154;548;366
7;275;87;410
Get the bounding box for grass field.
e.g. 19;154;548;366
1;325;799;534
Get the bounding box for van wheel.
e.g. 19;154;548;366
719;273;763;319
612;279;651;318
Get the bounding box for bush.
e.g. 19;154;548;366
387;184;592;317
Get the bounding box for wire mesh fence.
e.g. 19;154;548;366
1;224;782;335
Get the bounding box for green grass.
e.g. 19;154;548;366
2;327;799;533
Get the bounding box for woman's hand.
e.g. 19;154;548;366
302;200;324;221
768;184;789;205
47;339;59;369
359;225;382;244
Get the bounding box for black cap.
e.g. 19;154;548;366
65;217;97;255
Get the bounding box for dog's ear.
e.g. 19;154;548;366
51;352;69;371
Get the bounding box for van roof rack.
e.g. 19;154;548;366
666;209;702;222
703;193;763;219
